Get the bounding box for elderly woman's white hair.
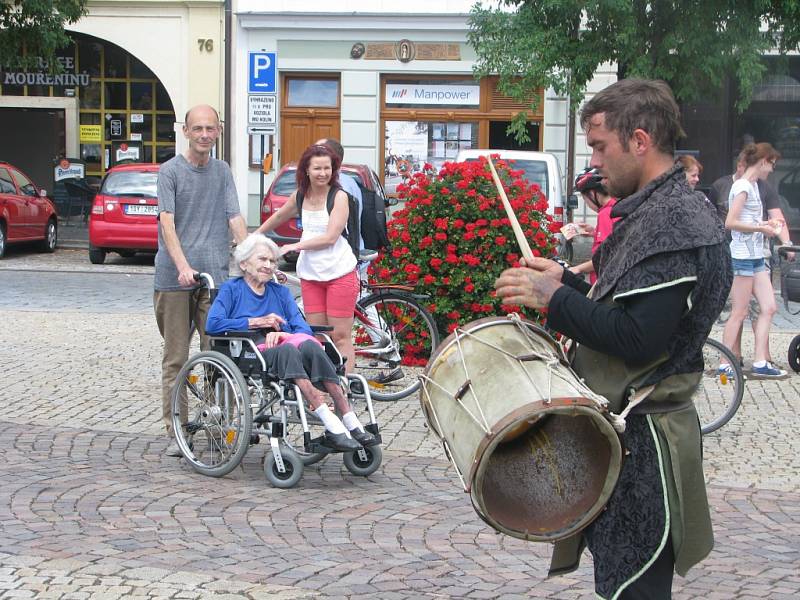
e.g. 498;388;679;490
232;233;280;276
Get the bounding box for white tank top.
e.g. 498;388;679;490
296;207;357;281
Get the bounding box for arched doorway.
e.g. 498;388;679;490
0;32;176;191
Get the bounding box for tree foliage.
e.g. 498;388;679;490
1;0;87;71
468;0;800;141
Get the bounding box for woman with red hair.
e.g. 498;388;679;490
256;144;359;371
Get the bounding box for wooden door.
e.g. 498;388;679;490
280;114;340;165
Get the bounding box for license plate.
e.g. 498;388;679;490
124;204;158;216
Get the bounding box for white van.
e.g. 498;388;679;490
455;149;565;221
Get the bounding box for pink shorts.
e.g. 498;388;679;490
300;270;359;318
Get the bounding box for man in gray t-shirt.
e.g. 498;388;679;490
155;104;247;456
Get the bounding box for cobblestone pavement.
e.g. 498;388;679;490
1;248;799;598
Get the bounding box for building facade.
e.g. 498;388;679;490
0;0;225;197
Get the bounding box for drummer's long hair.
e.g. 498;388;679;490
296;144;341;197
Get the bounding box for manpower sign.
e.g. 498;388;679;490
386;83;480;106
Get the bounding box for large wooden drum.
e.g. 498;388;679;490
420;316;622;542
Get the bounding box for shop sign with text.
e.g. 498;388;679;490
1;56;91;87
385;83;480;106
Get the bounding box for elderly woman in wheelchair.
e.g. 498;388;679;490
170;234;381;487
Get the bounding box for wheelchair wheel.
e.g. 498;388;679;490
171;351;252;477
788;335;800;373
343;444;382;477
264;444;304;488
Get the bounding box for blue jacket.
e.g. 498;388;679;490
206;277;312;335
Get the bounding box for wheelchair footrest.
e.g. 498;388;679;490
365;422;382;444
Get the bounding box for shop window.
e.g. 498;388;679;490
79;40;102;77
104;82;127;110
156;83;173;112
384;120;478;195
80;80;101;109
132;113;153;142
130;55;155;79
105;113;126;140
156;145;175;163
104;44;127;78
156;114;176;142
130;82;153;110
1;83;24;95
286;79;338;107
26;85;49;97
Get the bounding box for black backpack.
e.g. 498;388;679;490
356;181;391;251
296;186;360;259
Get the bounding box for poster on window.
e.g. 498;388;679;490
384;121;429;195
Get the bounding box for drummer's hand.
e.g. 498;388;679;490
495;264;563;310
520;256;565;280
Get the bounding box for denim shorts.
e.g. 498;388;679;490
731;257;767;277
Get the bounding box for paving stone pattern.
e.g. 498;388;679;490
0;248;798;598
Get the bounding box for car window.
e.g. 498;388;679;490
272;170;298;196
0;168;16;194
101;170;159;197
11;169;37;196
341;170;366;188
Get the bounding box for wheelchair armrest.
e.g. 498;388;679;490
215;330;263;340
310;325;334;333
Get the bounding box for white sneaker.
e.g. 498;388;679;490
165;440;183;457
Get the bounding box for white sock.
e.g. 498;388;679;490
342;411;364;432
753;360;767;368
314;405;347;435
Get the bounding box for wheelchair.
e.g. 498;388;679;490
170;273;383;488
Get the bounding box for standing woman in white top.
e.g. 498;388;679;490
721;142;785;378
256;144;359;371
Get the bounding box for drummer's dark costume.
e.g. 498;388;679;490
546;165;732;599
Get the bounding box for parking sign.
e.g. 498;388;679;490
249;52;276;93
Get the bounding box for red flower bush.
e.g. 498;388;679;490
370;156;560;358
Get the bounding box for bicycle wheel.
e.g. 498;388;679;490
352;291;440;401
693;338;744;434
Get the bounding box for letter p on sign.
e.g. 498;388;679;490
249;52;276;93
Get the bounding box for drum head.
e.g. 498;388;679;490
474;404;622;542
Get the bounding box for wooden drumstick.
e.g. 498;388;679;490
485;156;535;262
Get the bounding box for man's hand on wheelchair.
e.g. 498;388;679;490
248;313;286;331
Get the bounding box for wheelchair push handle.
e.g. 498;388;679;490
193;272;216;290
777;245;800;259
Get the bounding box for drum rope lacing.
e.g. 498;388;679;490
508;314;649;434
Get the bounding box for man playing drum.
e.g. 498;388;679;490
495;79;732;599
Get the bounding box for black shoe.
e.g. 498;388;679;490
350;428;379;447
369;367;404;385
323;431;362;452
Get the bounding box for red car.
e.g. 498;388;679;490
261;162;391;263
89;163;160;264
0;161;58;258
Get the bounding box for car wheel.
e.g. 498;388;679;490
89;246;106;264
0;222;6;258
40;219;57;253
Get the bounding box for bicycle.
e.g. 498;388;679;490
693;337;745;434
280;251;441;401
